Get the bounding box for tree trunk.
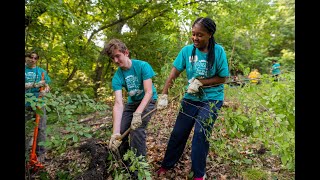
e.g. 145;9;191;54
64;66;78;86
92;17;125;98
93;54;105;98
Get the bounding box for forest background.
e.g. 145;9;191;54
25;0;295;179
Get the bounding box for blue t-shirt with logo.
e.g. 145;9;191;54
25;66;51;106
272;63;281;75
173;44;229;101
112;59;158;104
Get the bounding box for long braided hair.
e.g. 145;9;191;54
191;17;217;77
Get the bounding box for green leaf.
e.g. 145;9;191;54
84;133;92;138
244;158;253;164
72;134;79;142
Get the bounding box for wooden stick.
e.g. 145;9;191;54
118;94;180;140
119;108;158;140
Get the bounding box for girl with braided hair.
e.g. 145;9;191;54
156;17;229;180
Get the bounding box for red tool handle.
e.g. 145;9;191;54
28;72;45;171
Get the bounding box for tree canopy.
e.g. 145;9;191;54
25;0;294;99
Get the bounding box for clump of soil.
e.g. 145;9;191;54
74;138;110;180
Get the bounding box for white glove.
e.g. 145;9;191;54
39;90;47;97
157;94;168;110
187;78;203;94
109;133;122;152
131;112;142;130
34;80;46;88
25;83;34;89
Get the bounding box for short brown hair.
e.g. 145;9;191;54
103;39;127;58
25;51;39;59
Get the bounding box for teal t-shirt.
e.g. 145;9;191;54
272;63;281;75
173;44;229;101
112;59;158;104
25;66;51;106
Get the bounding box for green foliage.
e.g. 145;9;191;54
105;149;152;180
219;72;295;170
38;171;51;180
45;91;108;123
153;62;187;99
123;150;152;180
25;0;294;100
242;168;269;180
106;154;131;180
55;170;73;180
25;93;47;114
25;90;109;155
44;121;93;154
279;49;295;72
25;0;295;177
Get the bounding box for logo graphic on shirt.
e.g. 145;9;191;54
194;60;207;77
125;75;142;97
128;89;143;97
25;72;37;82
189;55;207;79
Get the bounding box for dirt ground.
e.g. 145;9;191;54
25;102;295;180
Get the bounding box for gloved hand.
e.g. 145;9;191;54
34;80;46;88
187;78;203;94
131;112;142;130
25;83;33;89
109;133;122;152
157;94;168;110
39;90;47;97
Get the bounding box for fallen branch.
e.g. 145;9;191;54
79;115;95;123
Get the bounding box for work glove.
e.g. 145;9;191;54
39;90;47;97
34;80;46;88
157;94;168;110
25;83;33;89
109;133;122;152
187;78;203;94
131;112;142;130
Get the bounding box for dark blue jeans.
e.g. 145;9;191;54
161;98;223;178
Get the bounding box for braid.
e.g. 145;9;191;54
207;37;215;74
191;17;203;63
191;46;196;63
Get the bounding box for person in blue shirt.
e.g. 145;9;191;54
271;60;281;81
104;39;157;163
25;51;51;163
156;17;229;180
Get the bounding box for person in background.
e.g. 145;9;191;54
230;75;245;87
104;39;157;177
248;68;261;84
156;17;229;180
271;60;281;81
25;51;51;163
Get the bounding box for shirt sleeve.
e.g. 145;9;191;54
215;46;229;77
141;62;156;80
173;47;187;72
112;70;124;91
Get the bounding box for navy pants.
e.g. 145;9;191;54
161;98;223;178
